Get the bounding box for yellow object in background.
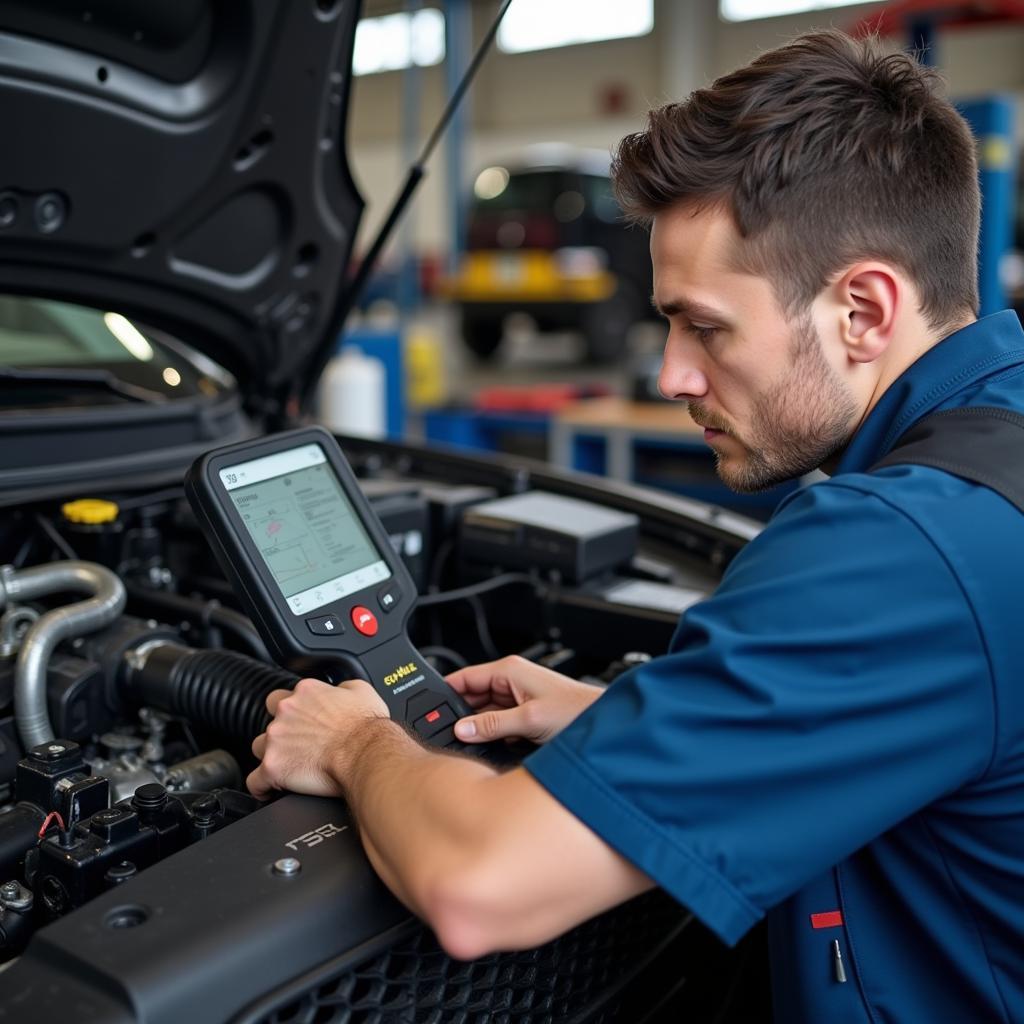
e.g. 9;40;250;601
405;328;447;408
61;498;120;524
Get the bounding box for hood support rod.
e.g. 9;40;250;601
301;0;515;411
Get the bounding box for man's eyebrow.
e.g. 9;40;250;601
650;295;727;322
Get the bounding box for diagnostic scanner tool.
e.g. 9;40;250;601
185;427;473;751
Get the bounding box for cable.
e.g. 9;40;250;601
420;645;469;672
34;514;78;561
467;594;499;660
37;810;65;839
115;487;184;511
12;533;35;569
428;537;455;590
415;572;542;608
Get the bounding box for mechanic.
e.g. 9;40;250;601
248;31;1024;1023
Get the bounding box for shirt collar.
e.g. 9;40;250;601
833;310;1024;475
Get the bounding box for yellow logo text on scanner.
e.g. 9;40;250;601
384;662;418;687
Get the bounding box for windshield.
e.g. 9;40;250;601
0;295;233;407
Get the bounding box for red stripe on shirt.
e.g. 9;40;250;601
810;911;844;930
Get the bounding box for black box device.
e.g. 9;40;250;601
185;427;473;750
459;492;639;583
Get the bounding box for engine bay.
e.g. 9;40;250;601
0;440;756;1019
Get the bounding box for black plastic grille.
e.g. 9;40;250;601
245;891;690;1024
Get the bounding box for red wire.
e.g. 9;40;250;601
37;810;66;839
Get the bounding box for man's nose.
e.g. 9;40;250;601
657;343;709;401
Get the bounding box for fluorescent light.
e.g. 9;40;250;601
103;312;154;362
721;0;882;22
353;8;445;76
497;0;653;54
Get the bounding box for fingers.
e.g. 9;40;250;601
252;732;266;760
446;656;528;706
246;763;277;801
453;703;534;744
265;687;294;717
265;679;334;719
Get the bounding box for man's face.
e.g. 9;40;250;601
651;203;860;492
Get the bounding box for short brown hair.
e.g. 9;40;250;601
613;31;979;331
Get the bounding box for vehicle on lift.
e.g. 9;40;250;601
443;146;656;363
0;2;767;1021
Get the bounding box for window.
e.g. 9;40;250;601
497;0;653;55
353;8;445;76
721;0;882;21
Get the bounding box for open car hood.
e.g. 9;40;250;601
0;0;364;416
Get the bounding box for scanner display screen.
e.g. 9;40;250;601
220;443;390;615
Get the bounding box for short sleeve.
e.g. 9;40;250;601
524;482;995;945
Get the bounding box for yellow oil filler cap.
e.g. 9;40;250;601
61;499;120;525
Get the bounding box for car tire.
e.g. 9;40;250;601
461;313;504;361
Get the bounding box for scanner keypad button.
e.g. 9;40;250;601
306;614;344;636
377;583;401;614
413;703;456;737
351;606;379;636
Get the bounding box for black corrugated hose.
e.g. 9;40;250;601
126;644;296;741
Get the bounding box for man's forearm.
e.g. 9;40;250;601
324;717;652;961
330;718;501;918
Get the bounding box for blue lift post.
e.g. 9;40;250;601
959;96;1016;316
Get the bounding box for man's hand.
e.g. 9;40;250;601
247;677;389;800
447;655;603;745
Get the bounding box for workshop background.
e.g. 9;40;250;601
323;0;1021;521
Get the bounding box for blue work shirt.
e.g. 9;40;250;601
526;311;1024;1023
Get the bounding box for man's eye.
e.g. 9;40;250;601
684;323;717;343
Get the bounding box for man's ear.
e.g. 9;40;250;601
832;263;900;365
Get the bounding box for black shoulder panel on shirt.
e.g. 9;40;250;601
872;406;1024;514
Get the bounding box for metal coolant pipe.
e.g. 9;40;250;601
0;561;126;749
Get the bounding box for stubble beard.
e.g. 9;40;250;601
691;315;859;494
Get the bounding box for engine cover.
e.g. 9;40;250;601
2;794;408;1023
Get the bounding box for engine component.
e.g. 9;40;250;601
0;606;38;659
0;790;699;1024
0;804;44;884
125;583;270;660
0;879;33;956
15;740;108;824
45;652;107;744
87;708;176;802
459;491;639;583
164;749;241;793
0;560;126;748
124;642;295;741
59;499;125;569
35;783;187;917
2;651;99;736
0;741;109;881
361;480;432;592
31;782;259;922
86;751;162;804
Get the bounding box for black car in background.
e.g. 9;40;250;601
443;147;656;363
0;3;765;1021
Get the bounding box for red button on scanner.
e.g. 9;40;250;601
351;606;379;637
425;710;441;724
